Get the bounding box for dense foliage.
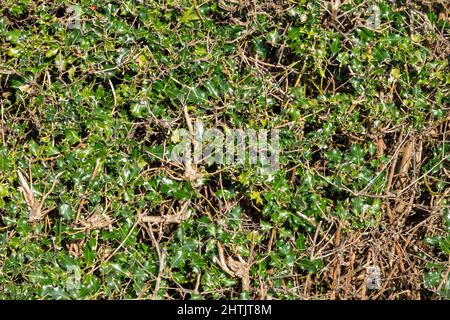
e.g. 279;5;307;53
0;0;449;299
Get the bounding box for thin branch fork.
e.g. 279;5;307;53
17;169;62;222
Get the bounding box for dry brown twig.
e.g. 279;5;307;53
181;103;203;182
147;224;166;300
142;201;191;224
216;242;252;292
77;213;115;232
17;169;62;222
